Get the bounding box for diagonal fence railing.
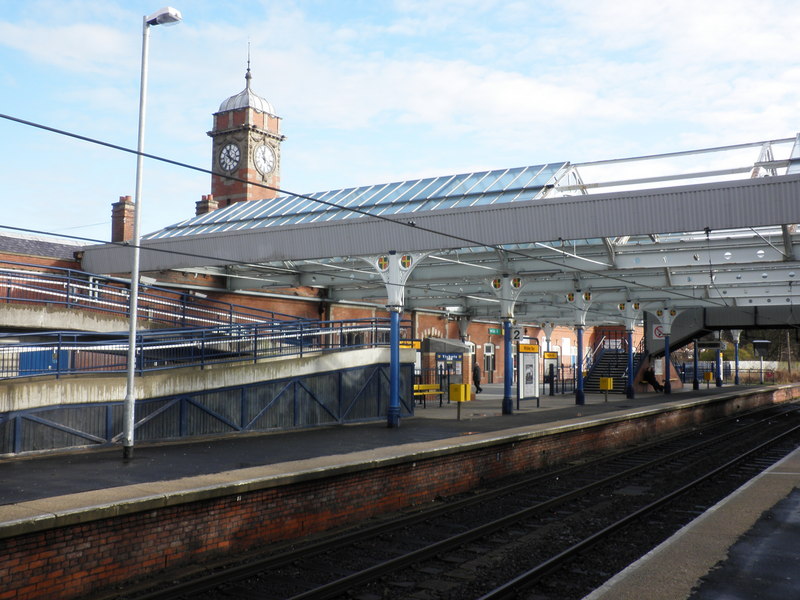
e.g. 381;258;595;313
0;260;306;329
0;318;409;380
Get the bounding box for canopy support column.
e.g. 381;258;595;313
363;250;429;429
731;329;742;385
567;292;593;405
617;304;640;400
654;307;679;395
664;333;672;394
387;307;401;428
625;328;635;399
489;272;525;416
502;317;513;414
576;325;585;405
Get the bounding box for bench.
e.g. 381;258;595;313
413;383;445;407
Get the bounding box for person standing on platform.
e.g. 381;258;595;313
473;362;483;393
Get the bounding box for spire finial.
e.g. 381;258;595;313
245;41;252;88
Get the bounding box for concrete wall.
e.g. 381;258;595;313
0;304;134;334
0;347;415;414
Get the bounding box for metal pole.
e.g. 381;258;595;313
502;318;513;414
664;334;672;394
576;326;585;405
387;308;401;428
716;348;723;387
122;16;151;460
787;330;793;376
625;328;635;399
734;340;740;385
692;340;700;390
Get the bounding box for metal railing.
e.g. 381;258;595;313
0;318;409;380
0;260;307;329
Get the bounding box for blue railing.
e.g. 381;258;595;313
0;260;307;329
0;318;410;380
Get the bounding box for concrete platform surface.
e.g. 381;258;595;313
0;384;734;507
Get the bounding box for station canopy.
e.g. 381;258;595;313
82;135;800;328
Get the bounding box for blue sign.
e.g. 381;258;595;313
436;352;462;361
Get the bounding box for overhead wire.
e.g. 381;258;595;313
1;112;795;325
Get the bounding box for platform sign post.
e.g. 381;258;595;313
599;377;613;402
543;351;559;396
517;342;540;407
752;340;770;384
436;352;463;403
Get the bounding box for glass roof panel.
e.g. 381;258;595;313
487;166;527;191
373;180;418;205
394;177;439;203
354;184;391;208
146;162;567;239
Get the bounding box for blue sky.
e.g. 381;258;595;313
2;0;800;243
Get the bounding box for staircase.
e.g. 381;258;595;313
584;350;641;394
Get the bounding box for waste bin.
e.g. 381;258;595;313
449;383;470;403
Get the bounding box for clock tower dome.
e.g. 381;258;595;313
208;67;285;207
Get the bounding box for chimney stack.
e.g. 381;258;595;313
196;194;219;216
111;196;135;242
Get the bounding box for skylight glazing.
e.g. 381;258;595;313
146;162;569;240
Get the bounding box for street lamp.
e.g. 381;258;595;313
122;6;182;460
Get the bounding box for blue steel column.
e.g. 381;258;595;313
734;340;740;385
387;308;401;428
502;318;513;414
664;334;672;394
576;326;585;405
625;328;635;399
715;348;723;387
692;340;700;390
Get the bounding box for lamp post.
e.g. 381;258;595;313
122;6;182;460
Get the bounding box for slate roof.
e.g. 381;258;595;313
0;233;83;261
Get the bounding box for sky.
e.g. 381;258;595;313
2;0;800;244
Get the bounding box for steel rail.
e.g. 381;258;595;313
477;420;800;600
129;405;797;600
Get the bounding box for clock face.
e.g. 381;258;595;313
218;143;241;172
254;144;276;175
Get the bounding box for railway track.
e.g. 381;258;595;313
123;403;800;600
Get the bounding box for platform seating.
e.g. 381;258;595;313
413;383;445;407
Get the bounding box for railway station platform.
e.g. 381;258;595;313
1;383;799;599
0;383;728;505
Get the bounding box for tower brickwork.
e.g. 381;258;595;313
208;68;285;207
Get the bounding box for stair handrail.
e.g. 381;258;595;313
0;259;310;328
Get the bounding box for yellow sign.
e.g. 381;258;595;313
543;351;559;359
600;377;614;391
400;340;421;349
518;344;540;353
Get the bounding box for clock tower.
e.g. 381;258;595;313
208;67;285;207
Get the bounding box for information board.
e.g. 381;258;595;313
517;344;539;402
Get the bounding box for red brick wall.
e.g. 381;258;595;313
2;386;796;600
